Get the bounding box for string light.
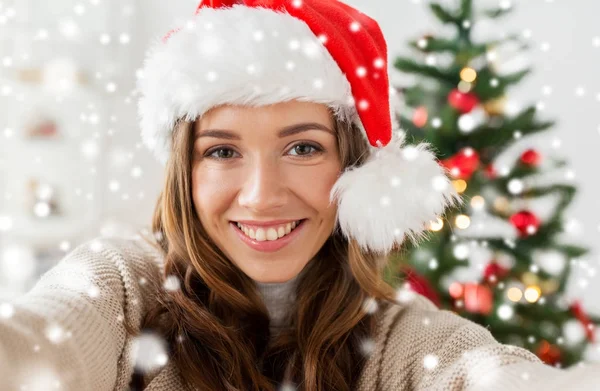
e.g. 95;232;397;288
460;67;477;83
455;215;471;229
524;285;541;303
452;179;467;193
429;218;444;231
507;287;523;302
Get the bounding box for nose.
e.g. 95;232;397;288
237;157;288;214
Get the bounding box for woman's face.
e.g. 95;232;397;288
192;101;342;283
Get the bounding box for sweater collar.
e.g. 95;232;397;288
253;268;305;333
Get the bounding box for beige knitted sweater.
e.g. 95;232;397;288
1;236;599;390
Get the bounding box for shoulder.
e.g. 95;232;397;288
385;291;477;346
47;234;167;322
375;292;472;376
375;292;541;390
4;234;168;390
56;233;166;285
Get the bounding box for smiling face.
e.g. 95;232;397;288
191;101;342;283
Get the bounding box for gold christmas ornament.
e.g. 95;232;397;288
482;95;506;116
493;196;510;213
521;271;540;286
540;279;559;295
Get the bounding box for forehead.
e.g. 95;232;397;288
196;101;334;131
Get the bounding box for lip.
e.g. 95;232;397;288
231;219;307;253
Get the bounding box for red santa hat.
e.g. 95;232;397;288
137;0;461;254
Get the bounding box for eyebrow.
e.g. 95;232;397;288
195;122;335;140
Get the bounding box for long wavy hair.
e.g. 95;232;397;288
125;108;403;390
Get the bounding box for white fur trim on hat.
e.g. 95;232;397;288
330;135;462;254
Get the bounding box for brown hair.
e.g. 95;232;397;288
126;109;403;390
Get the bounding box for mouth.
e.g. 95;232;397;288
230;219;308;253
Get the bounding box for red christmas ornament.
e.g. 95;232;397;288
509;210;541;237
569;301;596;343
440;148;480;180
536;340;562;366
483;262;510;284
448;89;480;114
520;149;542;166
401;266;441;308
412;106;428;128
463;283;493;315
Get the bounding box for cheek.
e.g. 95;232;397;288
286;161;341;214
192;165;239;221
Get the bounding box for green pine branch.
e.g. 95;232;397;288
460;0;473;20
394;57;458;85
399;85;431;107
429;2;459;24
556;259;572;294
500;68;532;86
523;184;576;200
500;159;568;181
409;37;467;53
484;7;514;19
553;244;589;259
460;107;555;153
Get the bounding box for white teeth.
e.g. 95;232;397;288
237;220;302;241
266;228;278;241
255;228;265;241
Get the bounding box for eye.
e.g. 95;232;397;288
288;142;323;158
205;147;239;160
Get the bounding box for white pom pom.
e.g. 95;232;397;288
330;137;461;253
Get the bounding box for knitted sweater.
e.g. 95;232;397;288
0;236;599;391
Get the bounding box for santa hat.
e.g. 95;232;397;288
137;0;461;254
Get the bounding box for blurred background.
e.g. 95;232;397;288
1;0;599;365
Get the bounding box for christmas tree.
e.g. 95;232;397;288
384;0;600;368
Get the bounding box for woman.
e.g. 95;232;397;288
1;0;599;390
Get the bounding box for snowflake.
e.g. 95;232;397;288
164;275;181;292
423;354;439;370
359;337;376;356
45;323;68;344
130;332;169;374
0;303;14;318
362;297;379;314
